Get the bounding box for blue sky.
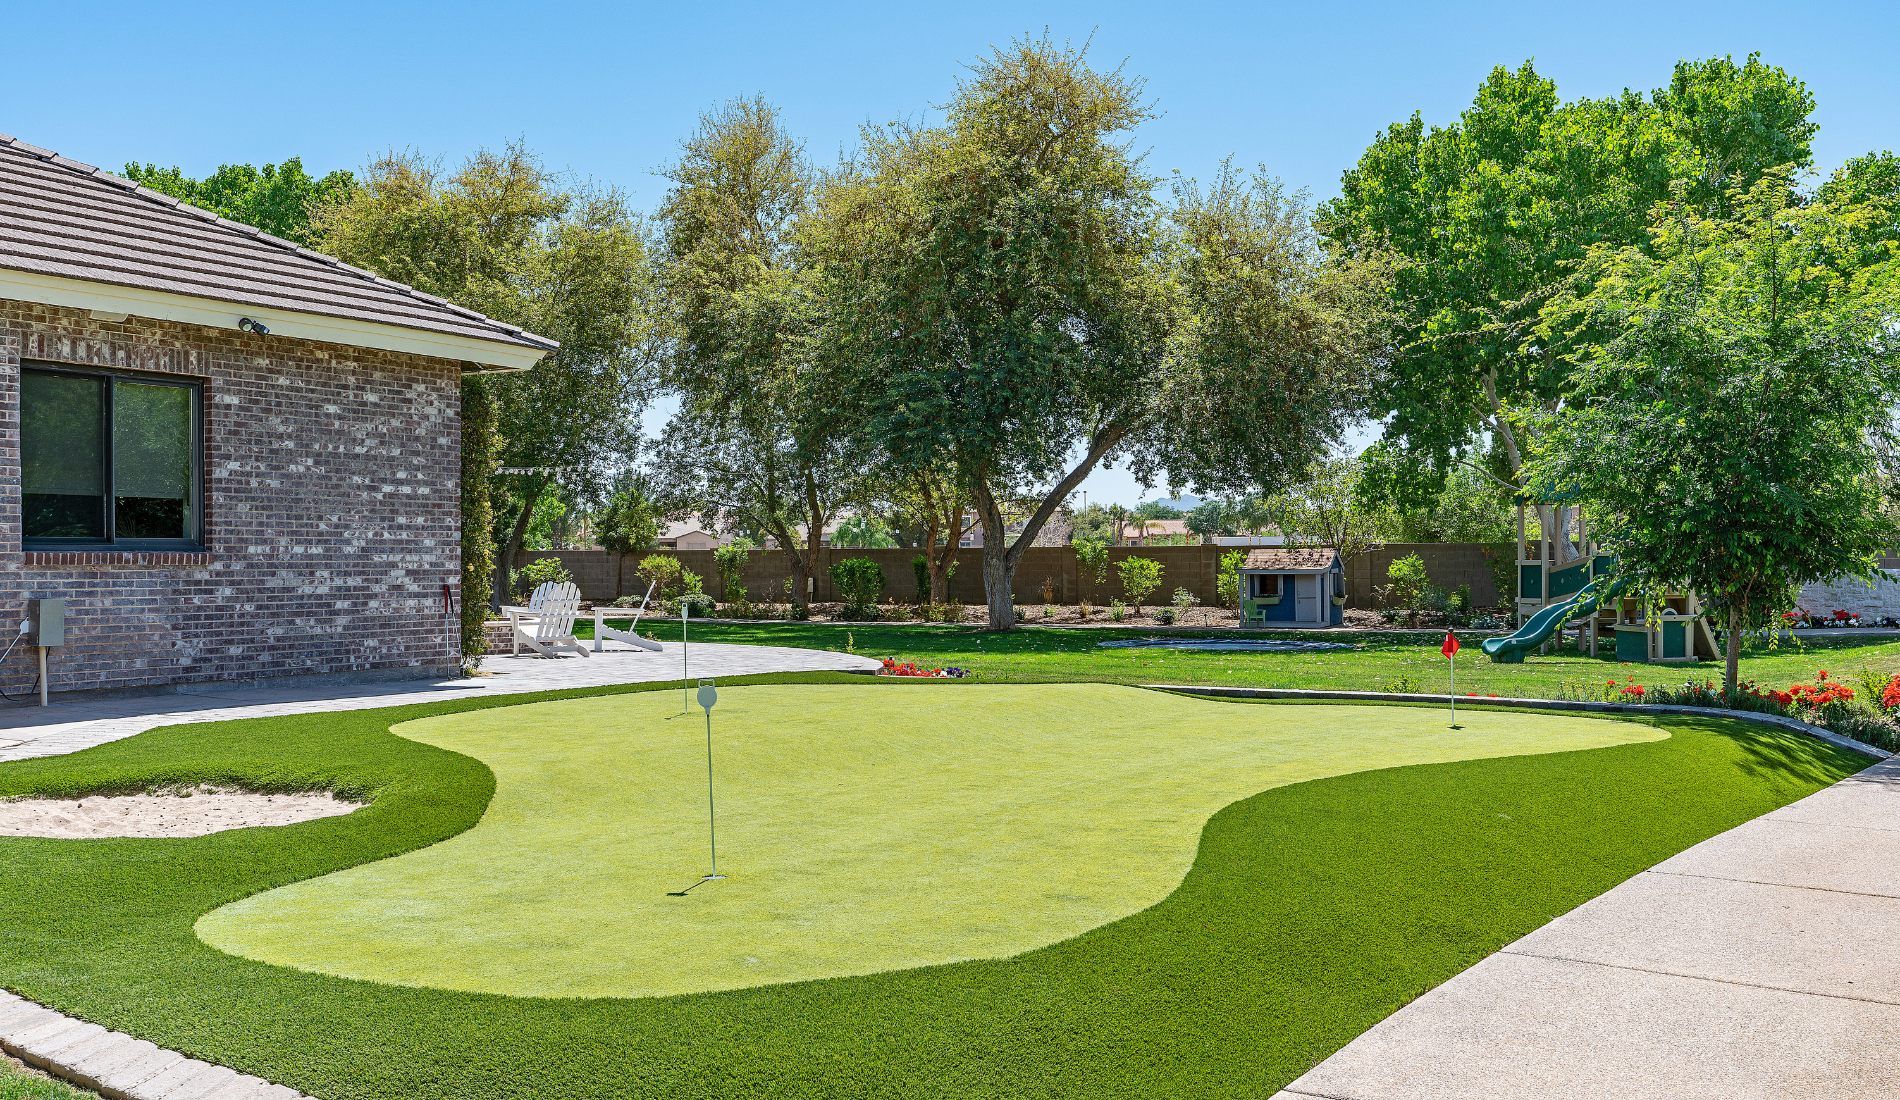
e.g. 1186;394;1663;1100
10;0;1897;506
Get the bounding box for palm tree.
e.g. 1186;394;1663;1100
1106;503;1129;547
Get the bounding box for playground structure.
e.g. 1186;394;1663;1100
1484;498;1718;664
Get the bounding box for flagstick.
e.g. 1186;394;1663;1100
1450;644;1456;725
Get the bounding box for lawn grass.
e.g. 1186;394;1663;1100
602;618;1900;697
0;673;1867;1099
0;1059;90;1100
197;685;1660;999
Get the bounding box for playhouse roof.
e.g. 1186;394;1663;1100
0;134;557;370
1240;547;1339;572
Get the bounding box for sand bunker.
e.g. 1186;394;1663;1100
0;785;364;839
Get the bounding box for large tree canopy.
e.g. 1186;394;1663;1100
1322;54;1817;502
650;96;873;614
1527;174;1900;695
823;37;1395;629
124;157;355;247
312;143;660;608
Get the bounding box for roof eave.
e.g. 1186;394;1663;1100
0;266;552;372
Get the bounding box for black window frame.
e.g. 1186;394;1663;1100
20;361;206;552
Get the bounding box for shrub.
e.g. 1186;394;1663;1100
1215;550;1244;610
1154;607;1177;625
1171;587;1200;624
713;544;751;603
1075;539;1110;601
829;557;886;619
1381;675;1421;693
1449;584;1473;613
636;554;683;600
1118;556;1164;613
1109;599;1127;622
513;557;574;597
911;555;929;601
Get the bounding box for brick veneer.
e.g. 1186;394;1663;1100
0;301;462;695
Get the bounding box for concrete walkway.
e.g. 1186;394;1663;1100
1276;755;1900;1100
0;641;880;762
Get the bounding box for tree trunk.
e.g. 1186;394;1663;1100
491;476;548;611
982;539;1015;631
1726;604;1742;701
929;507;963;604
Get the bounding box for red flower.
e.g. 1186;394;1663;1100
1621;685;1646;697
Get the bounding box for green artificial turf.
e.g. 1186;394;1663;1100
0;673;1868;1099
199;684;1659;998
608;618;1900;697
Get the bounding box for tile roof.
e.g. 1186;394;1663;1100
1242;547;1339;571
0;135;556;357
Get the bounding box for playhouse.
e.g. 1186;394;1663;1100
1239;547;1345;627
1506;498;1718;663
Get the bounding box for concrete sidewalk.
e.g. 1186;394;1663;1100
1276;756;1900;1100
0;641;881;762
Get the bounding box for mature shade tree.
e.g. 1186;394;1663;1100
824;38;1395;629
653;96;868;616
124;157;355;246
312;143;660;612
1323;54;1818;504
886;465;978;602
1276;456;1394;583
1528;174;1900;696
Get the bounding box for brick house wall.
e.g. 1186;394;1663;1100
0;300;462;696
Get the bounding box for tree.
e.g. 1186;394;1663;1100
1280;455;1393;584
833;514;898;548
713;543;752;603
1074;538;1111;606
888;465;978;603
653;96;870;617
1528;173;1900;696
1186;499;1239;541
1322;55;1818;504
596;473;664;599
1117;556;1165;613
312;143;659;610
124;157;355;246
823;37;1393;630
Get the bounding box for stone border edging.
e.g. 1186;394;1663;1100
1145;684;1893;762
0;989;307;1098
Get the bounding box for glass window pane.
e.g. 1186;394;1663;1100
22;371;105;539
113;381;193;540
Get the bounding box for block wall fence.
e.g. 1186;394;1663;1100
513;542;1509;609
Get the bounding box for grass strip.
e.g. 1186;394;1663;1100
0;673;1867;1099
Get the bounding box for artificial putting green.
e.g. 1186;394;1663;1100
196;684;1662;998
0;674;1871;1099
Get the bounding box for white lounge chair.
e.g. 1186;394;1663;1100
501;581;589;658
591;581;664;652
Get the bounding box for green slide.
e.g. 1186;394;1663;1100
1482;575;1628;664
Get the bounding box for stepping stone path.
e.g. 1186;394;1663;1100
1;989;304;1098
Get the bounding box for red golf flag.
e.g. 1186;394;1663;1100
1441;630;1459;658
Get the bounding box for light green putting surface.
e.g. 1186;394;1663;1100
196;684;1662;998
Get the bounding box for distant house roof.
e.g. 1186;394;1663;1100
1241;547;1339;572
0;134;557;371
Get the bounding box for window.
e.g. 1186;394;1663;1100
21;364;202;548
1252;574;1280;598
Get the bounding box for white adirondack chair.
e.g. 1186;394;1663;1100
501;581;589;658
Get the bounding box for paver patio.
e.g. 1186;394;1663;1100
0;641;880;762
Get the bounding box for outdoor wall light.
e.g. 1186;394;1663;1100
238;317;270;335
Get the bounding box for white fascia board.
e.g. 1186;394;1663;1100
0;268;551;372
